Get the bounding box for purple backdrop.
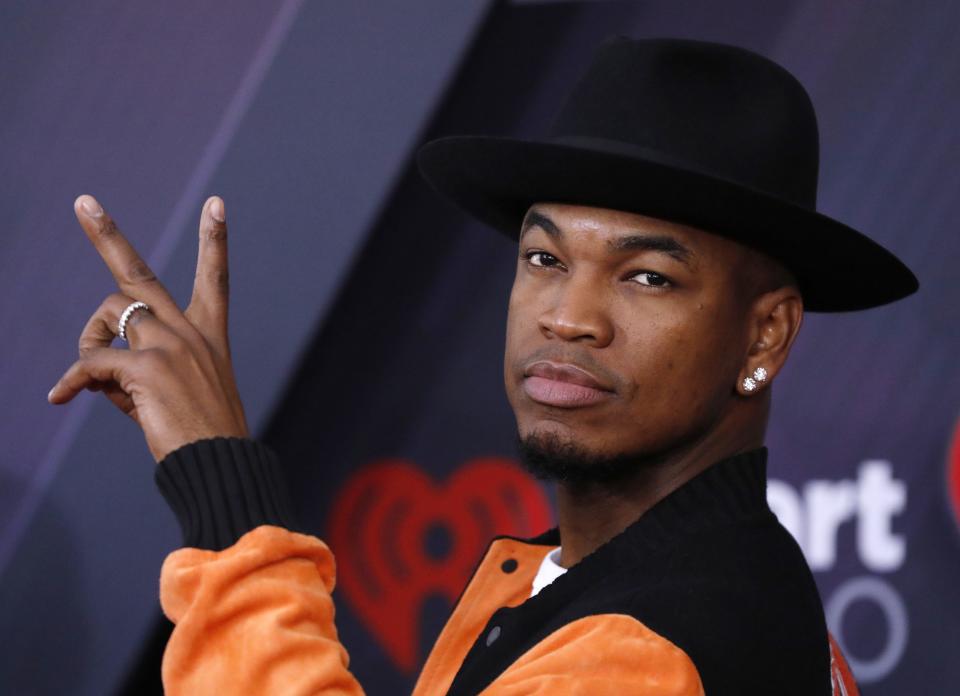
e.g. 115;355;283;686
1;1;958;694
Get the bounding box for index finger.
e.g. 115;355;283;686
73;195;180;318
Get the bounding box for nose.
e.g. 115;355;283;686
537;275;614;347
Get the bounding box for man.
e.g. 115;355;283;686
49;37;915;694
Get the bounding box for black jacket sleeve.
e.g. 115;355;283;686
155;436;301;551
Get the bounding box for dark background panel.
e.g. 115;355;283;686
2;1;957;694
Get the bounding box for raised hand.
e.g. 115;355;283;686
47;194;250;462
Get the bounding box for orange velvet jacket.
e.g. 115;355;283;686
156;438;859;695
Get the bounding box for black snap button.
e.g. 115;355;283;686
486;625;501;646
500;558;518;573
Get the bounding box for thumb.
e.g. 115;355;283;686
48;347;140;404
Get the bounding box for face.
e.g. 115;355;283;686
504;202;762;468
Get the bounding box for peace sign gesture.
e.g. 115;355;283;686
47;194;249;462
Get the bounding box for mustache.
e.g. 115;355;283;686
517;345;624;393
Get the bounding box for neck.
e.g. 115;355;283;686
555;406;767;568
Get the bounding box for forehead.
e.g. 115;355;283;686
521;202;743;259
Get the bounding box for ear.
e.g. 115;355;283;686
737;286;803;396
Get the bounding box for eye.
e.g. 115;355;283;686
524;250;563;268
629;271;671;287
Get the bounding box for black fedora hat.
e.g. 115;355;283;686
416;36;918;312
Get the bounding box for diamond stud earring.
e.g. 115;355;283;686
742;366;768;393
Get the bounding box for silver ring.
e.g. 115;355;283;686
117;301;150;342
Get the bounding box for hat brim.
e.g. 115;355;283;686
416;135;918;312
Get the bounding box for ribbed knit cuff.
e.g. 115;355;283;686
155;437;301;551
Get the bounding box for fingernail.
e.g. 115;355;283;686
47;386;57;402
209;197;225;223
78;195;103;218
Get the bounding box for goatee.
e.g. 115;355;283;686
516;429;645;485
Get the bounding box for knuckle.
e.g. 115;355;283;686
77;327;92;354
137;348;166;372
199;268;230;293
96;217;120;238
72;353;94;373
204;223;228;242
126;260;158;285
100;292;127;316
78;319;108;356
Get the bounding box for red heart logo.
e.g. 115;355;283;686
327;458;553;673
948;417;960;530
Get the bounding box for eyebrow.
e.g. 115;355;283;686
520;209;694;266
521;210;562;240
608;234;694;266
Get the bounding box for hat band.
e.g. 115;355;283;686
549;134;814;211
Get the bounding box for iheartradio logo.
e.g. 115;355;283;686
327;457;553;672
948;417;960;529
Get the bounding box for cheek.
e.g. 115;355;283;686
619;310;685;370
504;277;541;346
503;284;522;352
503;280;533;389
617;310;733;409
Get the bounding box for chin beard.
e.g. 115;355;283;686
516;429;646;485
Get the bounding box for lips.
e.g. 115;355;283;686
522;361;614;408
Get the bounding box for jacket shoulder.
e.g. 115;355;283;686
482;613;704;695
624;517;833;695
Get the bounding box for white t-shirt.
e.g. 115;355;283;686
530;546;567;598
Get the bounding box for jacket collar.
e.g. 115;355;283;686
502;446;771;578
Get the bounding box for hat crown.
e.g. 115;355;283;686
549;37;820;209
